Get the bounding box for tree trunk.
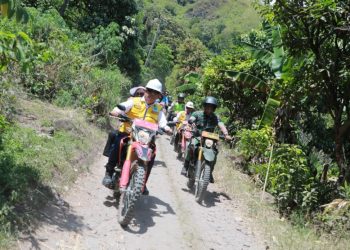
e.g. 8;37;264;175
59;0;70;16
144;21;161;67
335;124;347;183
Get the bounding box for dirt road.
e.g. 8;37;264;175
19;135;264;250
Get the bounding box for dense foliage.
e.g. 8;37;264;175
2;0;350;243
162;0;350;233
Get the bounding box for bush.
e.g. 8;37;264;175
1;8;131;121
0;82;16;121
236;128;327;213
236;127;274;160
263;144;314;212
90;22;124;66
0;123;42;232
76;67;131;120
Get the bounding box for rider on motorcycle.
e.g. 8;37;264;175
167;93;185;121
181;96;232;183
173;101;195;150
102;79;171;194
160;91;169;112
102;86;146;157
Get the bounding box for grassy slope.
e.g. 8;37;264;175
0;96;105;248
144;0;260;34
216;148;349;250
13;98;105;189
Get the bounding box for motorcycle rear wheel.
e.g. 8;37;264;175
118;164;145;227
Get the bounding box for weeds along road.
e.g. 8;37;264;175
19;135;264;250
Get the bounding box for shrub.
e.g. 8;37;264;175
236;126;274;160
90;22;124;66
1;8;131;121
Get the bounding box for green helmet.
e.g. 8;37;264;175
203;96;218;107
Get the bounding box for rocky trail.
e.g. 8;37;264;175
18;135;264;250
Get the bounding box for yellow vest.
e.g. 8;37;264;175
119;97;163;133
176;111;187;129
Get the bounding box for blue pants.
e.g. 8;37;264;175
106;132;128;175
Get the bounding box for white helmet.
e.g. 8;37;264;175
145;79;162;93
129;86;146;96
186;101;194;109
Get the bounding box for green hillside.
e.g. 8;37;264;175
143;0;260;51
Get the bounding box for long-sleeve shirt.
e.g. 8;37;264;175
112;97;168;129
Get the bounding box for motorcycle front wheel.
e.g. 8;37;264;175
194;161;211;203
118;164;145;227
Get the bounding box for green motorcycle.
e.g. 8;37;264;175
187;130;220;203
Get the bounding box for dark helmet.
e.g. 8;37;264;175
178;93;185;98
203;96;218;108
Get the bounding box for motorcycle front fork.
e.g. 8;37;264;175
119;144;133;189
194;147;203;181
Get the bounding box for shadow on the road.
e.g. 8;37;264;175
19;190;87;248
123;195;175;234
103;194;120;208
181;188;231;208
181;187;195;195
153;160;166;168
202;191;231;208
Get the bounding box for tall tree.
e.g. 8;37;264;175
261;0;350;181
65;0;139;30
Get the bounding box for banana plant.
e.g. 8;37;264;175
224;23;290;128
0;31;32;71
176;72;200;95
0;0;28;23
0;0;31;70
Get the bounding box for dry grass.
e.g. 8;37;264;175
215;147;350;250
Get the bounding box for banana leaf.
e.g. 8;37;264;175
224;70;268;93
259;96;280;128
176;83;197;94
184;72;200;84
0;0;29;23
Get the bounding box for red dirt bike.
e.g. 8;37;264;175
110;109;161;227
173;121;194;160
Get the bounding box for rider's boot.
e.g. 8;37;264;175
210;166;215;183
181;160;189;176
210;174;214;183
102;164;114;188
142;186;149;195
143;160;154;195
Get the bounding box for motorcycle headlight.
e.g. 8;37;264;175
204;139;214;148
138;130;150;144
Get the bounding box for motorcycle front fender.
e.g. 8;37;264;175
202;147;216;162
135;144;153;162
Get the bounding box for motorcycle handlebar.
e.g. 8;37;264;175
109;113;166;135
157;128;165;135
167;121;177;127
109;113;132;123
